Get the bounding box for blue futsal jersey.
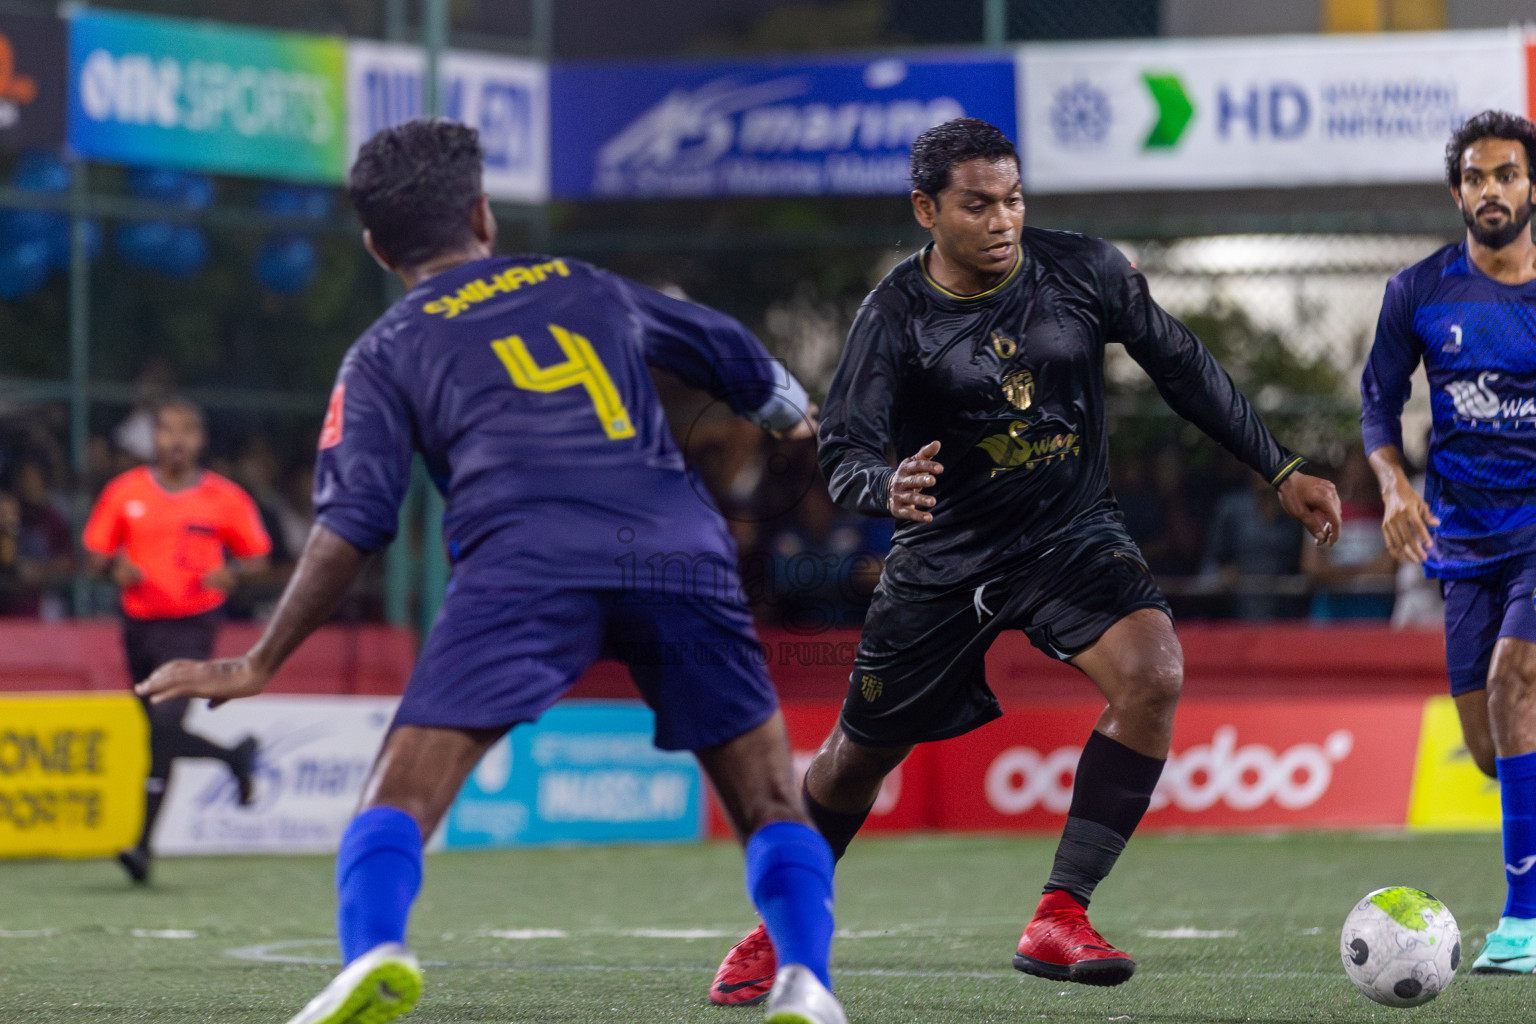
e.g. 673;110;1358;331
1361;241;1536;579
312;254;803;594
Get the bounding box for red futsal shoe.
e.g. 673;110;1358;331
1013;890;1137;987
710;922;777;1006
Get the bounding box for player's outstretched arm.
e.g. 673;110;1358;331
136;523;367;707
1366;445;1440;564
1277;472;1342;548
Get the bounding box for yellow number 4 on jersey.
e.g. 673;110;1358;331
491;323;636;440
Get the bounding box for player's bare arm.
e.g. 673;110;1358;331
202;554;271;593
888;440;943;522
1365;445;1440;563
1276;471;1342;548
137;523;366;706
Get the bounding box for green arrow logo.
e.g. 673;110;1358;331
1142;72;1194;149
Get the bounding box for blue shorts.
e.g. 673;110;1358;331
394;584;779;751
1443;551;1536;696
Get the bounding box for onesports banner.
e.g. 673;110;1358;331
346;39;548;203
1019;30;1525;193
0;694;147;858
67;9;348;182
550;52;1016;199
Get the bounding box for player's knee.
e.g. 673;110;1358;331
1122;654;1183;716
1486;664;1536;722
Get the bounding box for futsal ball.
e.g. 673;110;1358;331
1340;886;1460;1007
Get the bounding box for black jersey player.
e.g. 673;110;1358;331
710;118;1341;1004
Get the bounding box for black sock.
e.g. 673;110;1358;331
1043;731;1165;907
802;779;870;862
161;726;237;766
135;775;167;854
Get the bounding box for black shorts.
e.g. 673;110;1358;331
123;610;221;686
839;523;1171;747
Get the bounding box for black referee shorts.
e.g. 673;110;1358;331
839;522;1172;748
123;609;222;686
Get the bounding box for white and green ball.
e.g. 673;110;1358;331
1340;886;1460;1007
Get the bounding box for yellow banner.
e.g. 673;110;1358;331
0;694;147;857
1408;695;1500;831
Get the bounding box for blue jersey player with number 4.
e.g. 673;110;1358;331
137;118;846;1024
1362;110;1536;976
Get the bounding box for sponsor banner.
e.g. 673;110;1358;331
935;698;1423;830
0;11;65;149
155;695;394;855
550;52;1015;199
705;702;933;838
1408;695;1500;831
67;9;347;182
346;40;548;203
444;701;702;848
1019;31;1523;193
0;694;147;858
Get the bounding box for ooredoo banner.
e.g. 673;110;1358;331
67;9;348;182
1019;30;1524;192
0;693;147;858
550;52;1016;199
346;39;548;203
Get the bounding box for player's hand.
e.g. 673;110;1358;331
136;656;270;709
1277;472;1341;548
111;557;144;588
203;564;238;592
771;403;819;442
1379;473;1440;564
889;440;943;523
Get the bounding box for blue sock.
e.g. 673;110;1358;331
1497;750;1536;919
745;821;835;989
335;807;423;964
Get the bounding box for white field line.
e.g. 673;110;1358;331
132;928;199;939
221;938;1330;980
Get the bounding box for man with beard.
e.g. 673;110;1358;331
710;117;1341;1004
1362;109;1536;974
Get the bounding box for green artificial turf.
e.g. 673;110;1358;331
0;831;1523;1022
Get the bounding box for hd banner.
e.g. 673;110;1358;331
1019;30;1525;193
67;9;348;182
550;52;1016;199
346;40;548;203
0;10;65;149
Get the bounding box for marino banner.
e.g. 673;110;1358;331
67;9;348;182
549;52;1015;199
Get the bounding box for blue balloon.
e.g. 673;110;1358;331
258;184;334;220
256;234;318;294
12;150;70;194
159;225;210;278
0;238;54;299
115;221;208;277
126;168;215;209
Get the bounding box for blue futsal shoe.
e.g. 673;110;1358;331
1472;917;1536;974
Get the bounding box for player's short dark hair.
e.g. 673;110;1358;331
348;117;484;268
1445;110;1536;189
154;396;204;428
910;118;1019;198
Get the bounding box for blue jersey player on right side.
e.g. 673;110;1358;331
1362;110;1536;975
137;118;845;1024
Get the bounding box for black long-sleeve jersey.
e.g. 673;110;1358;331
818;228;1305;599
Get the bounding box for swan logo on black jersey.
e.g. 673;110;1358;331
976;420;1081;477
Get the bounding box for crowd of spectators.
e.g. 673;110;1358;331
0;397;1428;632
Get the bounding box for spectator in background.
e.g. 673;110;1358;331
8;456;74;619
1199;473;1307;619
0;491;22;613
83;397;271;884
1112;446;1202;577
1301;445;1396;620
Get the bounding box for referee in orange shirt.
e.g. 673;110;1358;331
84;398;272;882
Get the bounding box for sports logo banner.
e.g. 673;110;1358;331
0;694;147;858
346;39;548;203
1019;30;1524;192
550;52;1016;199
67;9;348;182
0;10;65;150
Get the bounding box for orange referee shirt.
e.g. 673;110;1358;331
83;467;272;621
